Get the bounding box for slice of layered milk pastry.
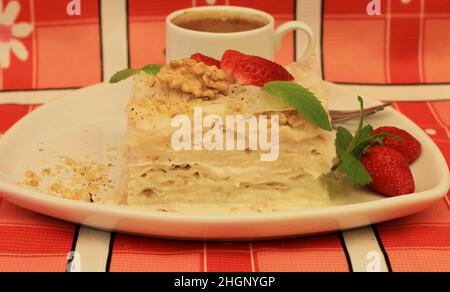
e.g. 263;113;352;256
125;50;335;212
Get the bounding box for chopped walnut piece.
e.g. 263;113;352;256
157;58;230;98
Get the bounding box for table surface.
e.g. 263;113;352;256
0;0;450;272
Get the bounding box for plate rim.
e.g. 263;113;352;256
0;175;447;224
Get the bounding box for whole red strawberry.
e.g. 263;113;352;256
190;53;221;68
220;50;294;87
361;146;415;196
372;126;421;164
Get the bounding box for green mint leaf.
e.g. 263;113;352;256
141;64;161;75
109;64;161;83
109;68;138;83
263;81;332;131
341;152;372;185
336;127;353;158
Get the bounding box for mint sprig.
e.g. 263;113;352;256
341;152;372;185
263;81;332;131
333;96;398;185
109;64;161;83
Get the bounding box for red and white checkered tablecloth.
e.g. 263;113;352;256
0;0;449;272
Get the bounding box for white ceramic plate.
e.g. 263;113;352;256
0;81;448;240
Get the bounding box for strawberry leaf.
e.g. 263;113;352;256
355;125;374;144
263;81;332;131
351;125;374;158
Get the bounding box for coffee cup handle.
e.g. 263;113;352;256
275;21;316;61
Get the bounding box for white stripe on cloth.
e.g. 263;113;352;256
100;0;129;81
0;89;76;105
386;0;392;84
67;6;122;266
30;0;37;89
249;242;255;272
342;227;389;272
203;242;208;272
296;0;323;66
337;83;450;102
418;0;425;83
73;227;112;272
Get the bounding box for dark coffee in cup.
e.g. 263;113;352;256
172;11;269;33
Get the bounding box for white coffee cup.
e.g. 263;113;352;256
166;5;315;62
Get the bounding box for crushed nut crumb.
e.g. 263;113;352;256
23;156;114;203
24;170;41;188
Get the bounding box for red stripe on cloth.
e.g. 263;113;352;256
34;0;100;21
129;0;295;19
424;0;450;13
389;1;421;84
426;102;450;167
434;140;450;168
110;234;349;272
428;102;450;138
252;235;350;272
34;24;102;89
376;200;450;272
128;0;192;17
324;0;388;15
394;101;450;172
391;0;421;13
323;0;450;84
0;200;72;230
431;101;450;127
109;235;204;272
395;102;439;125
380;224;450;248
230;0;295;18
205;242;253;272
0;105;32;134
0;201;75;272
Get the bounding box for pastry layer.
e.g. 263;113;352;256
126;57;335;208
